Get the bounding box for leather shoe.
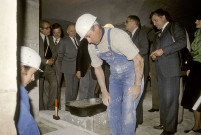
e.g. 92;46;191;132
160;131;174;135
148;108;159;112
153;124;164;130
184;129;201;133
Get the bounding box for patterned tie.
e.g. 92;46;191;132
55;39;58;45
73;37;79;48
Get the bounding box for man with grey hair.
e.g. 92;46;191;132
76;13;144;135
58;24;79;110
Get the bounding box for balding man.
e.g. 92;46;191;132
58;24;79;110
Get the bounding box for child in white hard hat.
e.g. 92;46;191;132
17;46;42;135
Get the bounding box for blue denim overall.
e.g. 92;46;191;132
95;28;144;135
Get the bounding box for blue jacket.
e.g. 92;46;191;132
17;85;40;135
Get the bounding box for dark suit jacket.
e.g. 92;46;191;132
39;34;57;75
153;22;186;77
58;36;79;74
132;28;149;76
76;39;96;79
49;36;62;74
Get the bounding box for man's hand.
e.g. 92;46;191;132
150;49;164;60
102;90;111;106
127;84;141;101
187;70;190;76
76;71;81;79
47;59;54;65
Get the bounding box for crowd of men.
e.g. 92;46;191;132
21;8;197;135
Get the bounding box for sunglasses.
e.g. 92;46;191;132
43;26;51;30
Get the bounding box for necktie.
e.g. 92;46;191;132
158;29;162;38
55;39;58;45
44;36;48;57
44;36;52;59
73;38;79;48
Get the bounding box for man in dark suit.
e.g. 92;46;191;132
76;39;97;100
150;9;186;135
49;23;63;109
125;15;149;126
58;24;79;110
39;20;57;110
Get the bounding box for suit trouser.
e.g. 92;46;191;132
64;74;79;103
79;70;97;100
178;77;184;123
54;60;62;108
150;61;159;109
157;73;180;132
39;71;57;110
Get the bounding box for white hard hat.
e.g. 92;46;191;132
76;13;97;41
21;46;43;72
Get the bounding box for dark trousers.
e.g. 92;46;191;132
79;70;97;100
39;71;57;110
64;74;79;103
157;73;180;132
54;60;62;108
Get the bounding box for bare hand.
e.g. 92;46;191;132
150;49;164;59
149;72;151;78
102;90;111;106
187;70;190;76
127;85;141;101
76;71;81;79
47;59;54;65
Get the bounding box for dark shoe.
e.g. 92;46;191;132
184;129;192;133
153;124;164;130
195;129;201;133
185;129;201;133
148;108;159;112
160;131;174;135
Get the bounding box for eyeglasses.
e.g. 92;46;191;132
125;20;134;24
43;26;51;30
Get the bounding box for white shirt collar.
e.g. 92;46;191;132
69;36;78;49
132;27;138;37
162;22;169;32
40;32;49;45
40;32;45;40
53;36;60;43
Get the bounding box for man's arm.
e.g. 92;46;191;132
127;54;144;100
76;42;82;79
95;66;110;106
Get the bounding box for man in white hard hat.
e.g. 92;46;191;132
76;14;144;135
17;46;42;135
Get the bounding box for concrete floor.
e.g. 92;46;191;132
38;84;201;135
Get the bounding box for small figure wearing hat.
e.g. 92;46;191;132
17;46;42;135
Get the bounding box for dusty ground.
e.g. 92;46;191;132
38;85;200;135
